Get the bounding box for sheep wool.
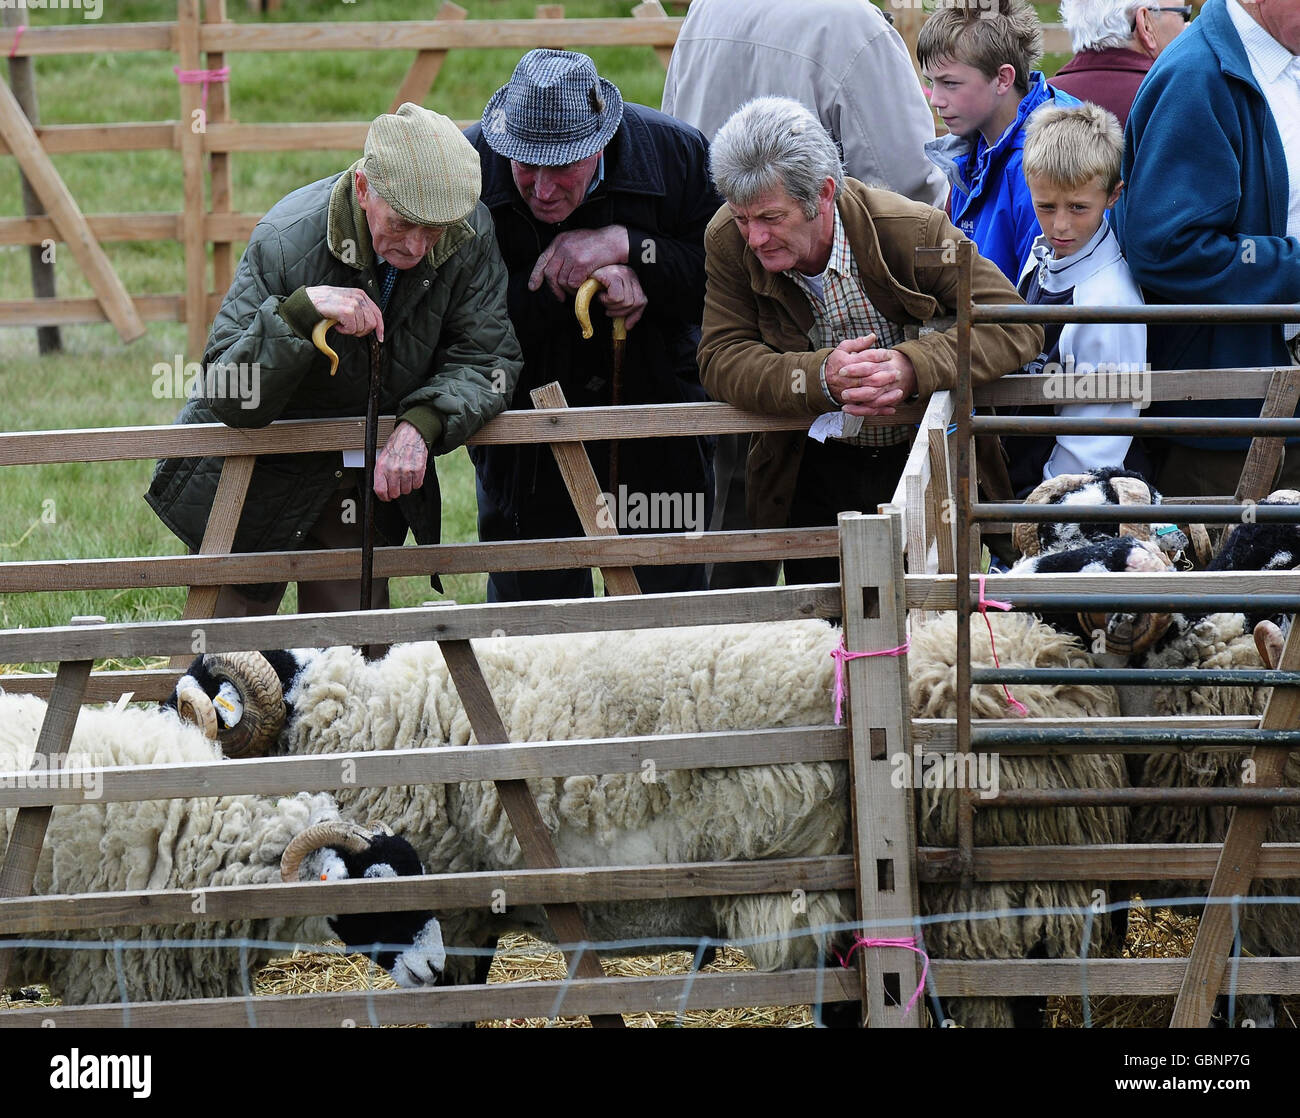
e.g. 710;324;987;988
270;614;1127;1026
0;692;343;1005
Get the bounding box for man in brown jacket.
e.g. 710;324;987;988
700;97;1042;583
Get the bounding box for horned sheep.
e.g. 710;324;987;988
173;612;1127;1028
0;690;448;1007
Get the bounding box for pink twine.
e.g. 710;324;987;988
173;65;230;112
831;634;910;725
838;935;931;1017
977;574;1029;717
8;24;25;59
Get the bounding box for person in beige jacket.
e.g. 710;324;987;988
700;98;1041;584
663;0;947;587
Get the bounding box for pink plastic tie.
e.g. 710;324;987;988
977;574;1029;717
9;24;25;59
173;65;230;112
831;634;910;725
837;935;931;1017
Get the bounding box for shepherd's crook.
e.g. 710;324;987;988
311;318;384;659
575;277;628;493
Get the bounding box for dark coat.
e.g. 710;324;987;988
1050;47;1153;128
464;104;720;525
146;166;522;554
1114;0;1300;448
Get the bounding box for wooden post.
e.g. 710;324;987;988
177;0;209;360
170;454;256;667
388;2;467;114
204;0;234;299
1234;368;1300;505
1170;617;1300;1027
0;617;97;988
0;83;144;343
529;383;642;597
535;5;565;18
632;0;674;69
437;639;624;1029
839;509;923;1027
2;5;60;354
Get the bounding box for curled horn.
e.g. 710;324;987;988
1184;522;1212;566
1076;608;1173;656
1109;475;1156;542
1076;537;1174;656
1012;473;1098;558
1255;620;1286;671
185;651;286;759
280;820;380;883
175;679;218;741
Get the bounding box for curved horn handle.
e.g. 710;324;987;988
574;277;626;341
312;317;341;376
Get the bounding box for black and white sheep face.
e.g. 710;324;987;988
290;832;447;988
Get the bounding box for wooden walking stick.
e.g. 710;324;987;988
312;319;384;659
575;277;627;494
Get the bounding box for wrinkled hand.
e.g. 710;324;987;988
305;286;385;343
528;226;630;300
373;420;428;501
589;264;648;330
825;334;917;416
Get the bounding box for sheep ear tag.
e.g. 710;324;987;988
211;681;244;729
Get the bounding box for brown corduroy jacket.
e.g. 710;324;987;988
698;180;1042;528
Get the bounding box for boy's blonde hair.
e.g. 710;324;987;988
917;0;1043;95
1022;103;1124;193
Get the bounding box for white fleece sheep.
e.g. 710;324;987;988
244;614;1125;1027
0;693;441;1007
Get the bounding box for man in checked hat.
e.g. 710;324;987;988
148;103;522;618
466;49;721;602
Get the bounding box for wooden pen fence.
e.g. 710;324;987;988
7;348;1300;1025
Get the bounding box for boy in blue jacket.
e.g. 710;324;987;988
920;0;1080;282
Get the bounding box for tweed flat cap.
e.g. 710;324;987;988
481;49;624;167
362;103;481;225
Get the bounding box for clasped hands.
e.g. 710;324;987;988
824;333;917;416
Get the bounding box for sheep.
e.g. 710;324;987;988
171;612;1127;1028
1080;491;1300;1025
0;689;448;1007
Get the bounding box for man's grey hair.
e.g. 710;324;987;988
709;97;844;220
1060;0;1151;52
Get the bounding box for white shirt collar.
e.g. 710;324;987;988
1227;0;1298;82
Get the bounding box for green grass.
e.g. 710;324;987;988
0;0;674;643
0;0;1069;644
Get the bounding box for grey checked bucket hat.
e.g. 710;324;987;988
481;49;624;166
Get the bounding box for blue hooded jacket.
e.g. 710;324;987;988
1113;0;1300;449
925;72;1080;282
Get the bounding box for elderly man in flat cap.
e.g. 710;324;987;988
465;49;721;602
148;103;522;616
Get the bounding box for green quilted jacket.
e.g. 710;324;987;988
146;163;522;556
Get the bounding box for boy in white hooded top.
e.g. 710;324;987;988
1006;102;1147;496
